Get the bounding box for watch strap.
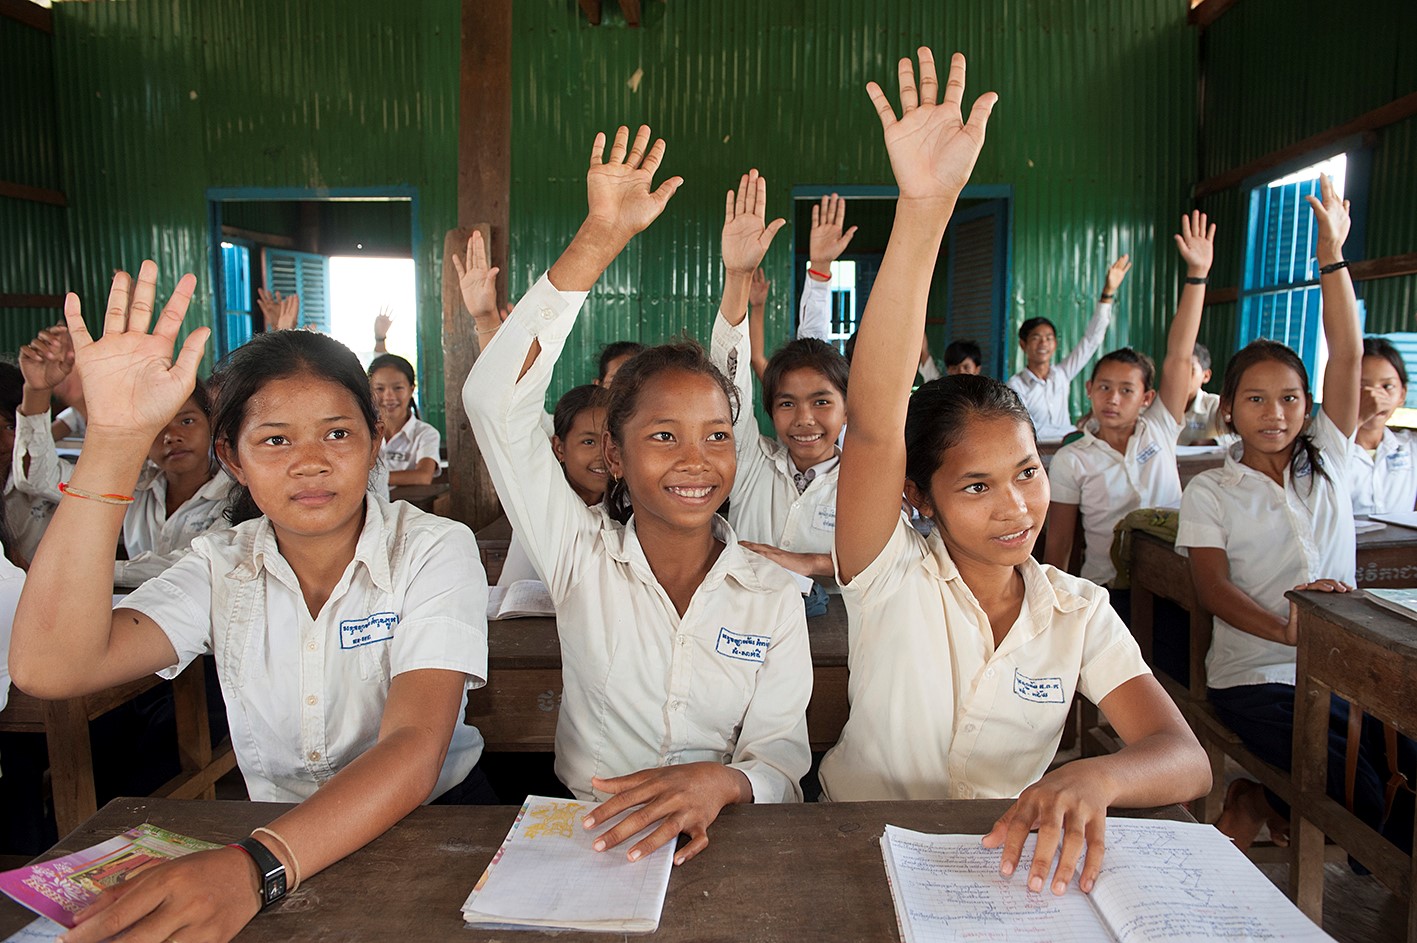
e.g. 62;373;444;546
230;837;288;907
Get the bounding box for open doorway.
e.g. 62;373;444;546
789;186;1012;377
207;190;423;403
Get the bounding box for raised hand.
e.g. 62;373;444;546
1305;174;1350;264
18;326;74;391
809;193;858;268
721;169;787;276
1172;211;1215;277
374;307;393;339
586;125;683;244
452;230;501;333
1104;254;1133;294
63;261;209;440
256;288;300;331
866;49;997;205
749;268;771;307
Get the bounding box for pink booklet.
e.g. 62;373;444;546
0;824;218;928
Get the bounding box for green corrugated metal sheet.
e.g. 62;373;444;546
511;0;1198;415
50;0;458;430
1362;114;1417;335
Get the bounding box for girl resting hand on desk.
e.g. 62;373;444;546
10;263;489;943
464;125;811;867
820;47;1211;896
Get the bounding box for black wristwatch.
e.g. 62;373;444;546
229;837;288;908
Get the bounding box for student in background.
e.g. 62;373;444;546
372;306;393;355
712;170;846;591
14;326;233;585
1178;342;1226;446
945;339;983;376
823;48;1209;896
368;353;440;487
1348;337;1415;515
796;193;858;342
1008;255;1132;440
464;126;811;867
1177;177;1412;851
595;341;646;387
255;287;300;333
1044;212;1214;598
0;365;53;565
10;263;489;943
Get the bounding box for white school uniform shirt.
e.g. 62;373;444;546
797;270;832;341
1007;301;1113;440
120;495;488;803
1175;410;1356;690
494;530;542;588
381;415;441;472
1346;428;1417;516
712;311;840;567
56;406;85;438
1047;399;1183;586
1178;389;1224;446
0;555;25;717
819;515;1150;801
464;273;812;804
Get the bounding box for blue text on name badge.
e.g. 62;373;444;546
340;612;400;649
1013;669;1066;704
812;503;837;532
1390;451;1411;470
716;628;770;663
1135;443;1160;466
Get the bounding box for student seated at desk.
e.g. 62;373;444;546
1007;256;1131;441
711;170;845;596
820;48;1210;897
1178;342;1227;446
13;325;233;586
1177;176;1415;852
9;264;490;943
464;126;811;868
369;353;440;487
1348;336;1416;515
1043;213;1214;603
0;365;55;565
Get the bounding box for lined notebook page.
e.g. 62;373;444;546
1091;819;1333;943
462;796;674;933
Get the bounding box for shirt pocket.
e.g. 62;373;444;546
696;628;769;746
346;589;399;688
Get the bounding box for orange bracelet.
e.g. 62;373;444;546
807;268;831;281
59;481;135;505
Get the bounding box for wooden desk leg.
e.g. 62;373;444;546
1292;662;1328;927
42;697;98;838
172;662;215;800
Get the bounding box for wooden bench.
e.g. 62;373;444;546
475;514;512;585
0;658;237;836
1290;590;1417;939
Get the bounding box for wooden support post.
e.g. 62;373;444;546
42;698;97;838
171;661;215;799
446;0;512;531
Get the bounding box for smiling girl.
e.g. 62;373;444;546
1347;337;1415;515
368;353;440;487
9;262;489;943
464;125;811;867
821;48;1209;897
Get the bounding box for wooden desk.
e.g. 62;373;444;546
0;660;236;836
389;482;451;513
1356;524;1417;588
1289;591;1417;938
475;514;512;584
472;606;849;752
0;796;1190;942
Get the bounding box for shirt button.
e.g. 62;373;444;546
963;723;976;733
308;750;321;761
671;700;683;711
986;668;996;678
677;635;689;647
539;306;554;321
307;641;317;652
306;695;318;706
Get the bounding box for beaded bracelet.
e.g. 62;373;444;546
58;482;135;505
251;826;303;893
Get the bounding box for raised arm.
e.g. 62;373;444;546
718;169;786;329
747;268;770;381
373;307;393;354
796;193;857;341
1158;211;1215;421
835;49;997;582
9;263;209;700
1056;256;1129;383
1308;174;1362;436
15;328;73;499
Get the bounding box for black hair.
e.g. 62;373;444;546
368;352;420;418
1018;317;1056;344
761;338;849;407
552;384;610;443
0;363;24;560
944;339;983;369
1192;342;1212;374
214;331;381;525
1091;347;1156;390
843;331;859;365
1363;337;1410;391
904;374;1035;501
597;341;647;382
1219;339;1327;489
603;341;738;524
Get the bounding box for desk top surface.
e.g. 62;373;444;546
1132;524;1417;552
0;797;1188;942
1287;589;1417;653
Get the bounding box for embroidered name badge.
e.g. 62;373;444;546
716;628;769;663
1013;669;1066;704
340;612;399;649
1135;443;1160;466
812;503;837;532
1389;450;1412;470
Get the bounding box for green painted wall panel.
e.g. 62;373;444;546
510;0;1199;415
50;0;458;430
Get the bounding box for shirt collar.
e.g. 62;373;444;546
134;463;232;501
232;494;394;593
770;442;842;481
600;511;771;594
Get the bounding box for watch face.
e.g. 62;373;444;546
264;872;287;904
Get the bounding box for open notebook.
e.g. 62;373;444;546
881;818;1332;943
486;579;555;620
461;795;674;933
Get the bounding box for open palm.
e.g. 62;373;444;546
452;230;500;319
1173;211;1215;272
868;49;997;204
65;261;209;437
18;329;73;391
721;169;786;276
586;125;682;241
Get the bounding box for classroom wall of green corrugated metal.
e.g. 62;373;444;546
509;0;1199;414
1197;0;1417;368
0;16;69;354
47;0;459;430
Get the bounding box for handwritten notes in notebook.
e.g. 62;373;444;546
485;579;555;620
881;818;1333;943
460;795;674;934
